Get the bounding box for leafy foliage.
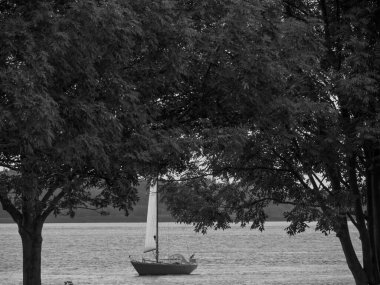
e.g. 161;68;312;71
1;0;380;284
0;0;196;222
160;1;380;284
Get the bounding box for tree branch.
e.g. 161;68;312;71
347;212;359;229
271;148;312;191
0;194;22;224
308;173;319;190
40;188;69;222
40;187;60;205
311;172;334;196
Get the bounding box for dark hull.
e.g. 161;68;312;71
131;260;197;276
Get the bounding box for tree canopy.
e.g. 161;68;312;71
1;0;380;285
160;1;380;284
0;1;191;284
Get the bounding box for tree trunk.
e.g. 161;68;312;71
346;154;378;283
363;140;380;285
18;222;43;285
369;147;380;281
337;218;369;285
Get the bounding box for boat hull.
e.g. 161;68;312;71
131;260;197;276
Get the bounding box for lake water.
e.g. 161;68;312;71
0;222;360;285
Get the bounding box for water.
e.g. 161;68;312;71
0;222;360;285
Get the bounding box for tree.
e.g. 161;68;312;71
160;1;380;284
0;1;189;284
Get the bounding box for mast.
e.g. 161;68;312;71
156;180;159;262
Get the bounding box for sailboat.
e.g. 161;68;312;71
130;181;198;275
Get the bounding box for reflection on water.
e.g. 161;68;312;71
0;222;359;284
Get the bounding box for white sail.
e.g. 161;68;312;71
143;181;157;253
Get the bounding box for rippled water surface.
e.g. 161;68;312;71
0;222;360;284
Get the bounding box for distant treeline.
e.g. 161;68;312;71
0;182;289;223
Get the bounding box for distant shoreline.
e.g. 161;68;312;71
0;217;286;224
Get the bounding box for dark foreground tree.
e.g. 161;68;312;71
0;2;142;284
0;1;190;284
161;1;380;285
